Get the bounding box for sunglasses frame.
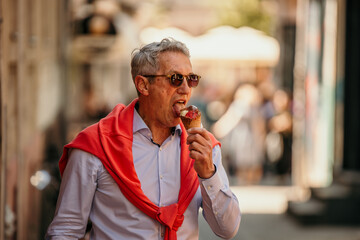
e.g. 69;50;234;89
142;73;201;88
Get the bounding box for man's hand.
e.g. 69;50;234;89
186;128;215;179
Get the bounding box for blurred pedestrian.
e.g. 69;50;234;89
45;38;241;239
266;89;293;184
213;83;266;185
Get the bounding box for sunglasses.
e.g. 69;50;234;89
142;73;201;88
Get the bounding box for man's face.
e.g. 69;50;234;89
147;51;193;128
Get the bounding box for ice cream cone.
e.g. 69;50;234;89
180;105;202;130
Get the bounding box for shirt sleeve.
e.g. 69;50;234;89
199;145;241;239
45;149;100;239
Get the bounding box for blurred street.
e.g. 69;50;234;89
199;186;360;240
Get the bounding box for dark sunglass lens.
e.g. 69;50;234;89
171;74;183;86
188;75;199;87
189;80;198;87
189;75;199;81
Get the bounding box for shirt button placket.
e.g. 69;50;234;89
159;225;164;239
158;146;164;212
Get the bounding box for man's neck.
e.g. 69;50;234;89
136;101;172;146
150;129;171;146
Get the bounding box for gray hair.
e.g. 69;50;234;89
131;38;190;81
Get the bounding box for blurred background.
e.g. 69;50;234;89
1;0;360;239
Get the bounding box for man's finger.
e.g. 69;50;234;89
187;128;211;141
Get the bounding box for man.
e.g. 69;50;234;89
46;38;241;240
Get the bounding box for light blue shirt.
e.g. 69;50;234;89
46;109;241;240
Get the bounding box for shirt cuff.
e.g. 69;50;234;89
199;165;233;199
199;166;222;194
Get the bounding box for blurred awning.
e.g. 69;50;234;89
140;26;280;66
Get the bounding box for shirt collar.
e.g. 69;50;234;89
133;107;149;134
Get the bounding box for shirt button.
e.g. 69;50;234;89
160;175;163;180
207;185;212;190
159;147;162;151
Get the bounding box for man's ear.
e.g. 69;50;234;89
134;75;150;96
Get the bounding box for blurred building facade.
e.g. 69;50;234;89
1;0;360;239
289;0;360;225
0;0;68;239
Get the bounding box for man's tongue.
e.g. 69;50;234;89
173;103;184;117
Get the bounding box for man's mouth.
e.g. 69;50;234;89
172;100;186;117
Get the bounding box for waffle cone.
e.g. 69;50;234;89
181;114;201;130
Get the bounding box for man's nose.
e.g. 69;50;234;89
177;79;191;94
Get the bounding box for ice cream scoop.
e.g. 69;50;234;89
180;105;201;130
